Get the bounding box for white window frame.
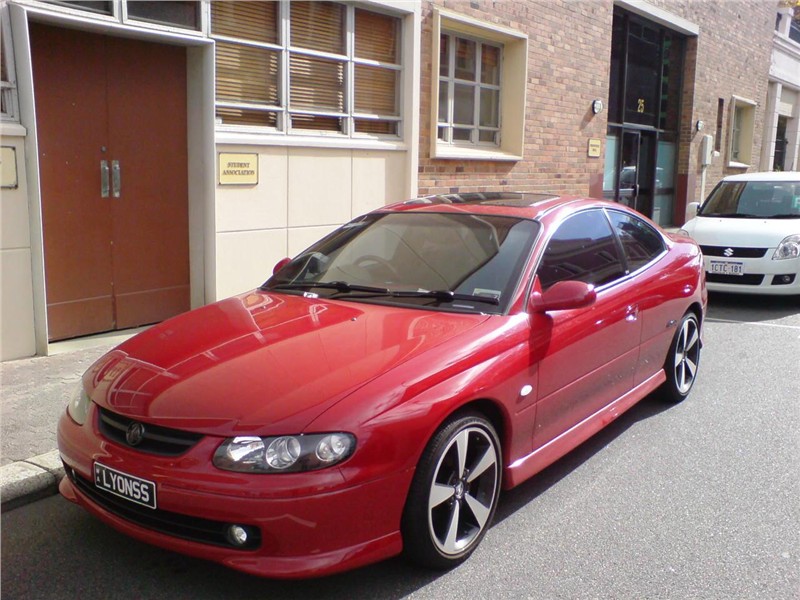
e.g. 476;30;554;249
728;95;756;168
1;4;20;122
431;9;527;161
210;1;403;141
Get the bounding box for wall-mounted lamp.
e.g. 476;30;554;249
696;120;705;132
591;99;604;115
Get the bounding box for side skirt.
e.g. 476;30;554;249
504;370;666;489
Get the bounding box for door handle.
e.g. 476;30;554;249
100;160;110;198
111;160;121;198
625;305;639;322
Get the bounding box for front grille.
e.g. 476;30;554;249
706;273;765;285
67;467;261;551
700;245;767;258
98;407;203;456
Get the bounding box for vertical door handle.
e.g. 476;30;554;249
111;160;121;198
100;160;110;198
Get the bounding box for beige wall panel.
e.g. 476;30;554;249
287;225;339;259
215;229;287;299
287;149;351;228
215;146;288;233
352;151;407;217
0;248;36;360
0;136;30;250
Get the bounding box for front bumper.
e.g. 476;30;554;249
703;255;800;296
57;407;410;578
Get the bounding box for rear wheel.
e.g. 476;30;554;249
401;412;501;569
659;312;701;403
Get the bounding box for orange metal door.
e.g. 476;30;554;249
31;24;190;341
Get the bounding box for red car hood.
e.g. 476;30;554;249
88;290;489;435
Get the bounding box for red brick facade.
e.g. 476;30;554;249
419;0;776;225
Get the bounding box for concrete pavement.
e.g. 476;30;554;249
0;341;117;511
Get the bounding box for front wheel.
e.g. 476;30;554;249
401;412;501;570
659;312;701;403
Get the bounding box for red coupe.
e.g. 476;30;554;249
57;193;706;578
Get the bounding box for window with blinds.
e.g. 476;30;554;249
211;1;401;137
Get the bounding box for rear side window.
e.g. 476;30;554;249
607;210;665;272
537;210;626;290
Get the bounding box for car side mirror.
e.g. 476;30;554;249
273;257;291;275
530;280;597;313
685;201;700;222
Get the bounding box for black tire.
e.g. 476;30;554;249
659;311;701;403
401;412;501;570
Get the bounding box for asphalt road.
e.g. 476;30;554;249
2;293;798;600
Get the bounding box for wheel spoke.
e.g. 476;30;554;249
429;483;455;510
442;500;461;553
454;430;469;477
686;324;699;352
467;446;497;483
677;362;687;391
685;357;697;379
464;493;491;530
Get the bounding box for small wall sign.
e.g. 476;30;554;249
1;146;18;189
218;153;258;185
587;138;602;158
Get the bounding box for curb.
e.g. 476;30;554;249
0;449;63;512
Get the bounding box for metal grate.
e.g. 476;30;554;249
706;273;764;285
700;245;767;258
98;407;203;456
67;467;261;551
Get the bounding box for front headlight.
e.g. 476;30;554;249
772;235;800;260
213;433;356;473
67;383;91;425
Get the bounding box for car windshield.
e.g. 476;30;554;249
262;212;540;314
699;180;800;218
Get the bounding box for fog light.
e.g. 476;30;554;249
227;525;249;547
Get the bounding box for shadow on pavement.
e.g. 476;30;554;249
705;291;799;323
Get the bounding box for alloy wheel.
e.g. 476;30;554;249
673;315;700;395
427;426;499;556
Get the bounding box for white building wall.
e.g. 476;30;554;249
214;146;409;299
0;124;36;360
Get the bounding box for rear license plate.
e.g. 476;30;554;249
709;260;744;276
94;462;157;509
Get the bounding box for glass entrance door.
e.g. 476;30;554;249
604;128;655;217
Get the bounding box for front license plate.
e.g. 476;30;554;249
94;462;157;509
709;260;744;276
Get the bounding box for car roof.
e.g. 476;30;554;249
721;171;800;183
381;192;609;219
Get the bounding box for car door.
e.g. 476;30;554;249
531;209;642;449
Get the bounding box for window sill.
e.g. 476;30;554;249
727;161;750;169
0;122;27;137
433;144;521;162
215;129;407;152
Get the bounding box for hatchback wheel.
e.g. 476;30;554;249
402;412;501;569
660;312;701;402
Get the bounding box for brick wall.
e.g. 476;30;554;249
419;0;777;219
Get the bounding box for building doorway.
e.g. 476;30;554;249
30;23;190;341
603;8;684;225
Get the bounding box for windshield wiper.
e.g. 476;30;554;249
387;289;500;305
264;281;500;305
263;280;391;294
763;213;800;219
699;212;760;218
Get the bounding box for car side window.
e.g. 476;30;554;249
537;210;626;291
607;211;665;272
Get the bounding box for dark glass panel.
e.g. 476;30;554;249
46;1;112;15
127;1;200;30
